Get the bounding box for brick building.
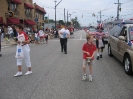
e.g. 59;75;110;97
34;3;46;30
0;0;46;31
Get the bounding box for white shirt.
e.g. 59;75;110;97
60;28;70;38
35;33;38;38
38;30;44;37
8;27;13;34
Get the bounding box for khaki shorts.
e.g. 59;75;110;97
83;59;93;66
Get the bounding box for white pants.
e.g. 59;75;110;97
17;44;31;67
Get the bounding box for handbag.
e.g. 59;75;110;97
99;39;104;48
15;45;24;59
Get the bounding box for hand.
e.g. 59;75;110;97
17;41;21;44
86;52;90;56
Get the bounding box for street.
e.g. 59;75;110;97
0;30;133;99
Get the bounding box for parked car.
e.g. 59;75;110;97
108;21;133;75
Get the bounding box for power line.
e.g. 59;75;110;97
122;0;133;4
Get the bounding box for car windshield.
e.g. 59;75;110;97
129;26;133;40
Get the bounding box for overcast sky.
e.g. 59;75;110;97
33;0;133;26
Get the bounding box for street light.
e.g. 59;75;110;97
54;0;62;29
69;12;76;21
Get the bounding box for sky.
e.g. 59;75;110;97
33;0;133;26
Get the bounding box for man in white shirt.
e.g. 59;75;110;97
59;26;70;54
8;26;13;39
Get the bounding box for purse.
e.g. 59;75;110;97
15;45;24;59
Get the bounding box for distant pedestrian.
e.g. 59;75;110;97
59;26;70;54
35;32;39;44
45;28;49;44
82;34;96;81
95;24;105;60
8;26;13;39
14;24;32;77
1;26;4;42
0;27;2;57
38;28;45;44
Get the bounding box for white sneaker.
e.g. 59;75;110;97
82;74;87;81
25;71;32;75
14;72;22;77
89;75;92;82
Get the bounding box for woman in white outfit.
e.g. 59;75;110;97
14;24;32;77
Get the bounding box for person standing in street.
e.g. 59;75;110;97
95;24;105;60
38;28;45;44
59;26;70;54
1;26;4;42
0;27;2;57
82;34;96;81
14;24;32;77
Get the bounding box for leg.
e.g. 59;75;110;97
23;46;32;75
14;59;23;77
82;59;87;80
64;38;67;54
96;40;100;60
0;35;1;57
88;60;93;81
60;38;64;52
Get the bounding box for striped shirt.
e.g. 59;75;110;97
95;32;105;39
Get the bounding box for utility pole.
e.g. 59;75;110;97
67;11;68;24
64;8;66;25
114;0;121;20
54;0;62;29
99;10;102;23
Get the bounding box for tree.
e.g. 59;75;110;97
58;20;65;25
71;17;80;28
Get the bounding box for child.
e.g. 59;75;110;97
35;32;39;44
95;24;105;60
14;24;32;77
82;34;96;81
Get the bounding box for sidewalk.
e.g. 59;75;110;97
1;39;17;46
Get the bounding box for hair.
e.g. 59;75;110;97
86;34;92;41
16;24;23;30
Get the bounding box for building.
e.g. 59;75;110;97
34;3;46;30
0;0;46;31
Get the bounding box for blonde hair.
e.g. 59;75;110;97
86;34;92;41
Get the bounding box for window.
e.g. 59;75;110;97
25;9;31;14
36;12;38;18
8;2;17;12
129;26;133;40
110;26;122;38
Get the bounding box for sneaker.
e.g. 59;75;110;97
0;54;2;57
82;74;87;81
25;71;32;75
100;55;102;58
89;75;92;82
97;56;99;60
14;72;22;77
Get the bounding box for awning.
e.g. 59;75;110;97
24;20;36;25
7;17;20;24
36;5;46;13
0;17;3;24
12;0;22;4
24;3;34;9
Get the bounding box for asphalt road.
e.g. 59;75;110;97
0;30;133;99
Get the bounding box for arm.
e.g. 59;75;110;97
83;50;90;56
